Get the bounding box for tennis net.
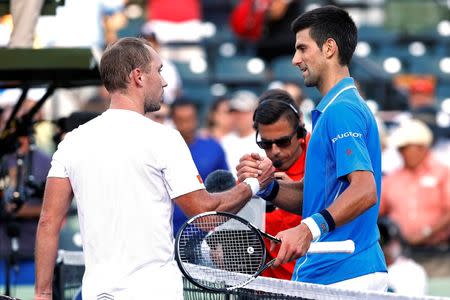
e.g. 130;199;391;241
54;251;448;300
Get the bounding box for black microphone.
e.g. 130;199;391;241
204;169;236;193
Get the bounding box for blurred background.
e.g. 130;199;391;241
0;0;449;299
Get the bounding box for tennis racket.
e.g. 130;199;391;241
175;211;355;292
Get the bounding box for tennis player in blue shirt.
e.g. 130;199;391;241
236;5;387;291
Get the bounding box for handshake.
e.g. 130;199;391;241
236;153;276;197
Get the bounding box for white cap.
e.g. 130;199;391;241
389;119;433;148
229;90;258;112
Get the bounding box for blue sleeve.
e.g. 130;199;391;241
326;103;373;179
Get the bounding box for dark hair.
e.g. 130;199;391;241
100;37;153;92
170;97;198;117
290;5;357;66
253;89;299;131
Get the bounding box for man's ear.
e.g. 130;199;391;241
130;68;144;86
323;38;337;59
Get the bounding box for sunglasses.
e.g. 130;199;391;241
256;129;297;150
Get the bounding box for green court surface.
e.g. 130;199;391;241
0;285;34;300
428;277;450;297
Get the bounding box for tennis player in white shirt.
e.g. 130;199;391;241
34;37;271;300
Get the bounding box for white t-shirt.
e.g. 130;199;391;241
388;256;428;296
48;109;204;300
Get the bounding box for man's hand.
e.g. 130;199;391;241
270;223;312;267
236;153;275;188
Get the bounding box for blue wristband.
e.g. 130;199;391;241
320;209;336;231
310;213;329;236
256;180;279;202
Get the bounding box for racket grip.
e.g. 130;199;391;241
307;240;355;254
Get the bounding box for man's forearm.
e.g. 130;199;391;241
328;171;377;227
35;220;60;299
273;180;303;214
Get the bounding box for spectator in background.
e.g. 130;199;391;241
35;0;124;48
0;100;51;287
378;217;428;296
380;119;450;248
281;81;311;128
408;78;440;137
141;25;182;105
282;81;305;109
82;86;111;113
53;112;100;145
204;97;233;141
145;0;204;61
8;0;44;47
170;98;229;234
221;90;265;178
408;78;435;110
145;102;172;127
253;89;309;280
380;119;450;277
256;0;303;62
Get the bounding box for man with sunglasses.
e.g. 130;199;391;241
253;89;309;280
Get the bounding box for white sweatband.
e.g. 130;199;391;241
301;217;321;241
243;177;260;196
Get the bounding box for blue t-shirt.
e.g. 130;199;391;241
173;136;229;236
292;77;386;284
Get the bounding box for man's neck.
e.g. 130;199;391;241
318;66;350;96
110;92;144;115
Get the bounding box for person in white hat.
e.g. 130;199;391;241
380;119;450;249
220;90;266;178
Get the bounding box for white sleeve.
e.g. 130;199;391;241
161;130;204;199
47;134;71;178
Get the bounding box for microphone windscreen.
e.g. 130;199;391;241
204;169;236;193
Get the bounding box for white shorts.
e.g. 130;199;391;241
328;272;388;292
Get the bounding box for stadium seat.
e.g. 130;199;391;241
378;43;425;60
350;57;389;82
408;56;450;82
174;59;210;85
182;83;214;124
358;25;397;45
227;85;266;97
270;55;301;83
213;55;268;85
436;84;450;102
434;42;450;57
182;83;214;105
369;55;406;77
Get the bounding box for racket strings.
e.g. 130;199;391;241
178;215;265;288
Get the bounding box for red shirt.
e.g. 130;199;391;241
147;0;201;22
380;153;450;244
262;134;310;280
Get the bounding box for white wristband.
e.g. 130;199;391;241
301;217;321;241
243;177;260;196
